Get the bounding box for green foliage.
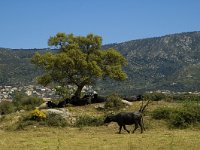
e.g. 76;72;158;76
144;92;167;101
43;113;68;127
32;33;127;98
182;103;200;122
54;86;73;99
0;101;15;115
169;103;200;128
170;109;194;128
0;48;46;86
152;107;174;120
152;103;200;128
104;94;125;110
172;93;200;102
12;92;43;110
75;115;104;127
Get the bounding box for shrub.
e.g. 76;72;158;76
152;107;173;120
104;94;125;110
12;92;43;110
170;110;194;128
31;109;46;121
75;115;104;127
0;101;16;115
172;93;200;102
152;103;200;128
22;96;43;110
54;86;72;99
44;113;68;127
182;103;200;122
169;103;200;128
144;92;167;101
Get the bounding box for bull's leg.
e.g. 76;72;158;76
132;123;138;133
123;125;130;133
138;120;143;133
118;125;122;134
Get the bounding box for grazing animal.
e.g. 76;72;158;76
46;101;57;108
136;95;143;101
91;94;106;103
82;95;93;104
104;111;144;134
69;94;107;105
1;111;5;115
123;96;137;102
123;94;143;102
70;95;90;106
57;98;70;108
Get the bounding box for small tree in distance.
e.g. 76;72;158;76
32;33;127;99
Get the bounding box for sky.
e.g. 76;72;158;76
0;0;200;49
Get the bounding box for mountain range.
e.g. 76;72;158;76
1;31;200;95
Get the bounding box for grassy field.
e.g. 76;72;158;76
0;101;200;150
0;126;200;150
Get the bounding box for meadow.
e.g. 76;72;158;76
0;101;200;150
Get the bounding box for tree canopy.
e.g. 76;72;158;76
32;33;127;98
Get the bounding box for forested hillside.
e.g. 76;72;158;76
1;31;200;95
102;31;200;95
0;48;45;86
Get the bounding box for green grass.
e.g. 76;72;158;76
0;126;200;150
0;101;200;150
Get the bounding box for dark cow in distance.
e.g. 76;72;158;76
46;101;57;108
91;94;106;103
57;98;70;108
69;94;107;106
70;95;90;106
104;111;144;134
123;94;143;102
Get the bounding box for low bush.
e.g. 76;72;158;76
104;94;125;110
152;103;200;128
172;93;200;102
152;107;173;120
144;92;167;101
0;101;16;115
75;115;104;127
31;109;46;121
12;92;43;110
182;103;200;122
170;110;194;128
43;113;68;127
169;103;200;128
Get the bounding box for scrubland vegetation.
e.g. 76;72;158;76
0;93;200;149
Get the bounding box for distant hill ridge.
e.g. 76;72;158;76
1;31;200;95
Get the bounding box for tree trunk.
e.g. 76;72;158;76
74;84;84;99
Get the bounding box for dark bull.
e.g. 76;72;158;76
104;111;145;134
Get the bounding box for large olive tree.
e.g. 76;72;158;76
32;33;127;98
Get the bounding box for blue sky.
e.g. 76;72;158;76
0;0;200;49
